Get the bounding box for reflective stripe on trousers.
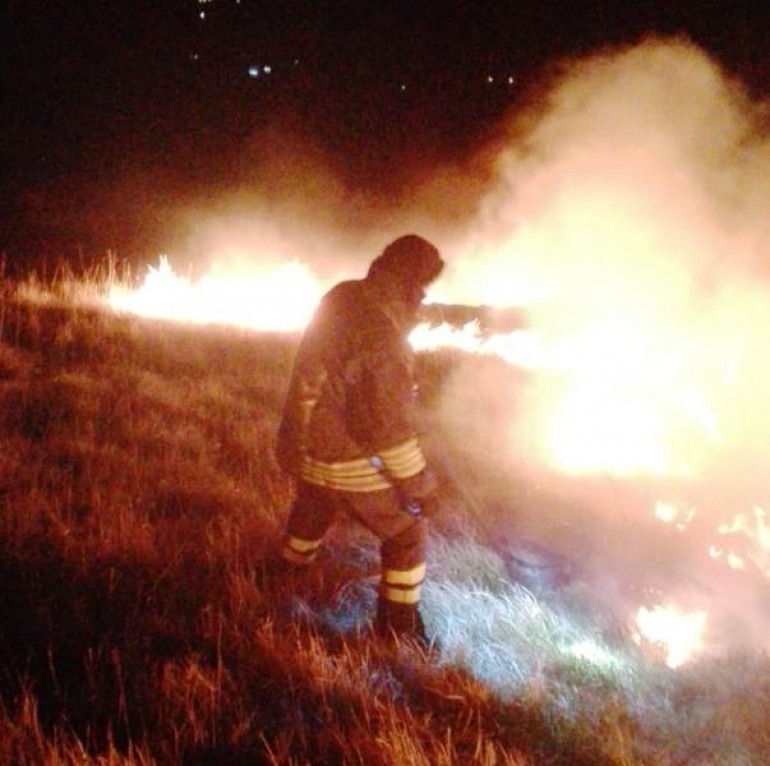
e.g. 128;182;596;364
282;534;322;566
381;562;426;605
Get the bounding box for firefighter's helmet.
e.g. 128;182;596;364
367;234;444;288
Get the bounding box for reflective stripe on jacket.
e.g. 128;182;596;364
299;436;427;492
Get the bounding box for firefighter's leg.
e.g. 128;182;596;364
343;489;430;643
280;482;337;568
377;518;429;643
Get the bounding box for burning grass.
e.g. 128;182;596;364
0;269;769;765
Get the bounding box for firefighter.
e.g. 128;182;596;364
274;234;444;645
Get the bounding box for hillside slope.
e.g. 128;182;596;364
0;295;768;765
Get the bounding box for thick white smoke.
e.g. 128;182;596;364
437;36;770;481
430;37;770;653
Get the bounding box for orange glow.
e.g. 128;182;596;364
103;38;770;487
85;39;770;676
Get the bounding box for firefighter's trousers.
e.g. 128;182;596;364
281;481;427;608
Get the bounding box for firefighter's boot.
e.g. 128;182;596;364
375;598;430;648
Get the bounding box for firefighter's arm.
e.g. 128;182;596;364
274;296;334;474
362;332;440;513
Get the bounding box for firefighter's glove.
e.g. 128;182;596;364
417;491;440;518
394;467;440;518
403;491;440;519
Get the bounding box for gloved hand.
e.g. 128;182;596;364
402;491;440;518
417;491;440;518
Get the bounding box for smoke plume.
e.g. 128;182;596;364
432;37;770;654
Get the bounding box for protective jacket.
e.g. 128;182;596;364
276;271;435;500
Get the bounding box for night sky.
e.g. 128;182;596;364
3;1;769;264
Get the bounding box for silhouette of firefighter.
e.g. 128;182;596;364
275;234;444;644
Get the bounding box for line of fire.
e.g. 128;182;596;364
92;242;770;672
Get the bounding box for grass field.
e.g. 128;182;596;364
0;267;769;765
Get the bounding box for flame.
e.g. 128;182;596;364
654;499;770;578
408;321;548;368
712;506;770;577
654;500;696;530
633;605;708;668
109;253;734;480
102;39;770;488
411;310;723;478
108;255;323;332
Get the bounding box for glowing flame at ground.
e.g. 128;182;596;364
108;255;323;332
654;500;696;531
633;605;708;668
655;499;770;578
712;506;770;577
108;252;740;483
410;311;725;478
106;41;770;488
408;321;545;367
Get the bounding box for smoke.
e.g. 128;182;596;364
438;37;770;301
160;118;489;285
158;124;373;283
431;37;770;654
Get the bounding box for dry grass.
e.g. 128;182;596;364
0;264;769;765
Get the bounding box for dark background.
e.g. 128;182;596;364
3;1;769;267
